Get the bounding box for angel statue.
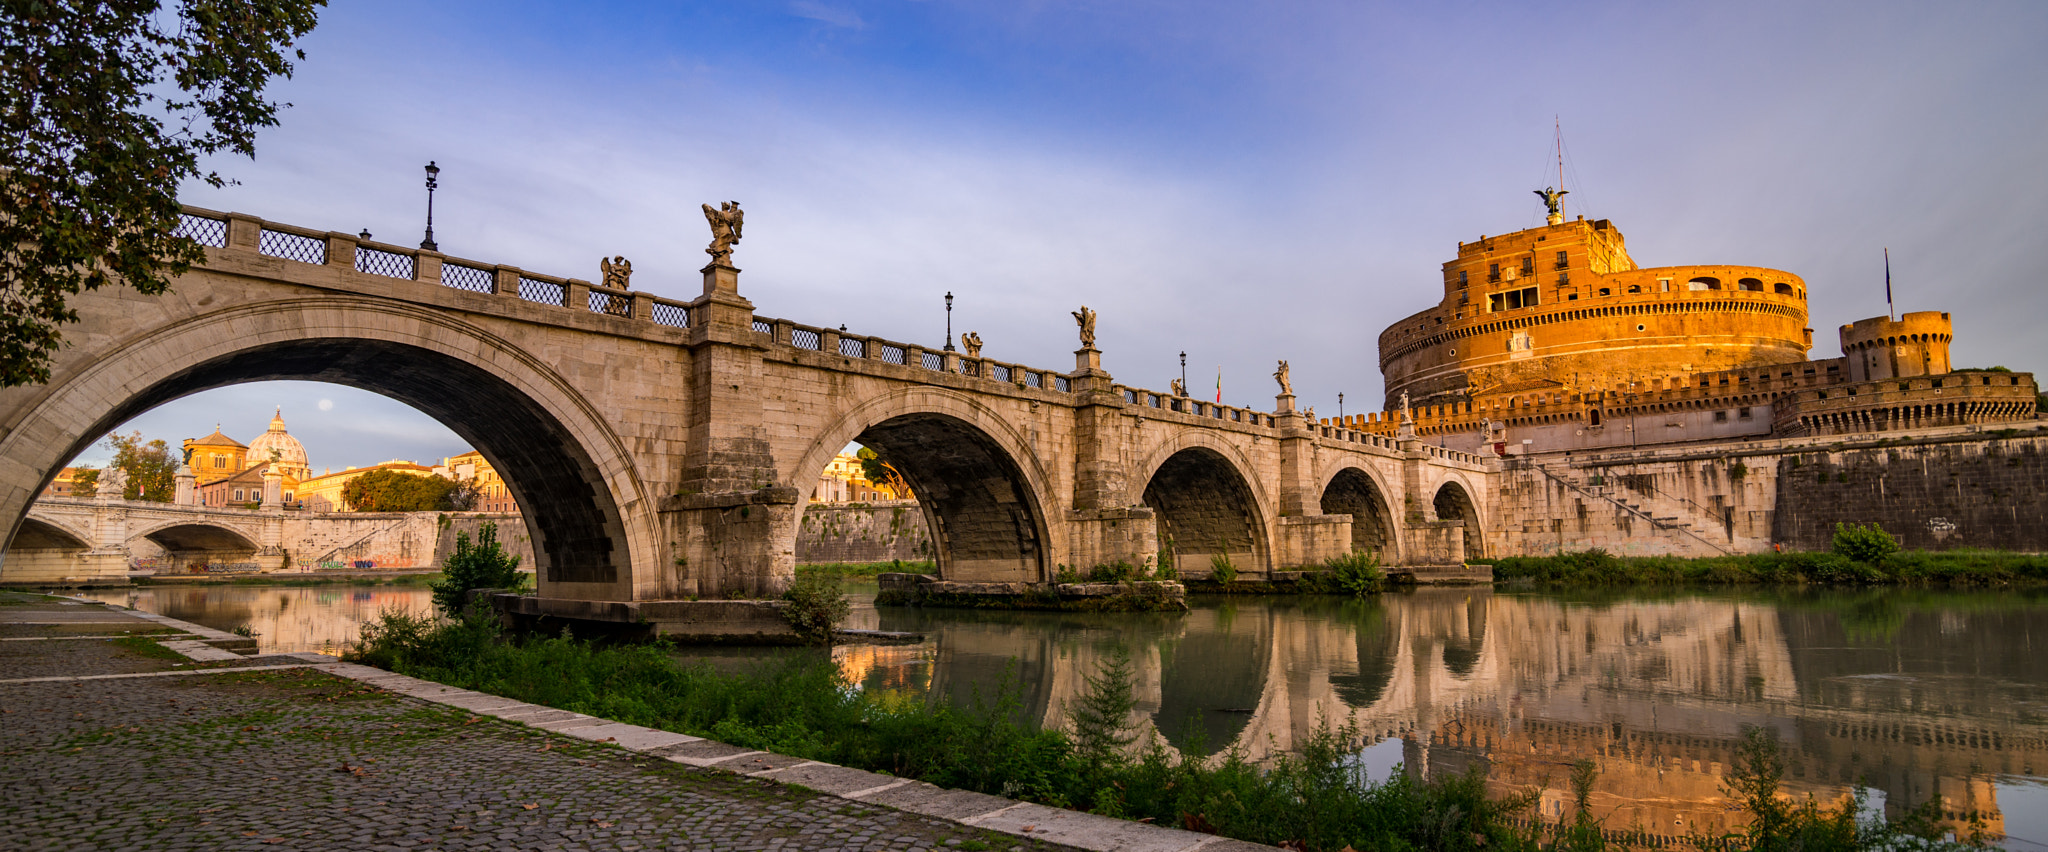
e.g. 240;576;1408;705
1273;360;1293;396
961;332;983;358
1399;390;1412;418
1534;186;1569;218
98;466;129;500
1170;378;1187;398
703;201;744;262
1071;306;1097;348
600;256;633;290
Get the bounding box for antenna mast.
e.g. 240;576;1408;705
1555;117;1565;216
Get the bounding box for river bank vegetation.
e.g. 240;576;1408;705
1486;525;2047;587
346;607;1991;852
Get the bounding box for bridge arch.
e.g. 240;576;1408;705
12;516;91;550
790;387;1059;583
0;298;649;595
1430;475;1486;560
1315;459;1403;563
1134;431;1274;577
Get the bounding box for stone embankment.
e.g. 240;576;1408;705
0;591;1267;852
875;573;1189;611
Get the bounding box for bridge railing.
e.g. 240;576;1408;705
1114;385;1275;427
753;316;1074;394
180;206;695;330
1312;423;1399;451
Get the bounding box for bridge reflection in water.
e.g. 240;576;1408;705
836;589;2048;847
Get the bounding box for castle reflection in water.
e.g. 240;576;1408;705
838;589;2048;845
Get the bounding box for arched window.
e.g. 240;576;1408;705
1588;409;1603;426
1773;282;1794;295
1738;278;1763;291
1688;276;1720;291
1627;284;1641;294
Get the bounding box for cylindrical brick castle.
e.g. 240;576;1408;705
1840;311;1952;382
1379;216;1812;408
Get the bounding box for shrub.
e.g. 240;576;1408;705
1209;552;1237;584
1831;522;1900;564
1322;550;1383;597
430;523;525;615
781;570;849;645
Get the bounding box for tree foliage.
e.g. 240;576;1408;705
855;446;909;498
1;0;323;387
429;522;524;615
69;431;178;501
342;468;464;512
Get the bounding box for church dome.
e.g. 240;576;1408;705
245;408;311;480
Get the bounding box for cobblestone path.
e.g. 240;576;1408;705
0;592;1082;852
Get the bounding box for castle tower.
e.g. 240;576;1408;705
1840;311;1952;382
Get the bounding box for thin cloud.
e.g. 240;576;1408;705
789;1;865;30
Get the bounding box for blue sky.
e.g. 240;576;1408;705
78;0;2048;470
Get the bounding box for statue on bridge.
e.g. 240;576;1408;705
96;466;128;500
1071;306;1096;349
1170;378;1186;397
961;331;983;358
702;201;744;263
600;256;633;290
1273;360;1292;396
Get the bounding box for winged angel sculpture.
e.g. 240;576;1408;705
703;201;744;263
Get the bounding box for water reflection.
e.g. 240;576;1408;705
77;584;435;657
842;586;2048;847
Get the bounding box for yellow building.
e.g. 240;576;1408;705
181;427;248;486
812;451;908;502
296;460;436;513
439;450;518;513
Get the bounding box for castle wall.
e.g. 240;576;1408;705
794;500;933;565
1491;421;2048;556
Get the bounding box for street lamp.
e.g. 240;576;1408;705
1339;392;1345;420
944;292;955;352
1179;351;1187;396
420;161;440;252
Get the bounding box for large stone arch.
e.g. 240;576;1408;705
1315;459;1403;563
1134;431;1274;577
1430;477;1485;561
0;298;649;597
789;387;1060;583
14;514;92;550
126;518;262;552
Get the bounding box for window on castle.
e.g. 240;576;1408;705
1738;407;1753;420
1554;251;1568;270
1488;263;1500;282
1598;288;1611;297
1688;276;1720;291
1714;411;1729;423
1520;257;1534;275
1627;285;1641;294
1659;279;1672;292
1738;278;1763;292
1458;271;1468;288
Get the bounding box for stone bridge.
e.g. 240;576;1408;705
0;205;1493;595
10;495;511;582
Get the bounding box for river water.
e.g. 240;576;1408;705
82;583;2048;848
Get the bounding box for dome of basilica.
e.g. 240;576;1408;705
245;408;311;480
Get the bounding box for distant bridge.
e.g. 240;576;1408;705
0;206;1492;596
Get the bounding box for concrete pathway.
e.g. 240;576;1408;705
0;592;1269;852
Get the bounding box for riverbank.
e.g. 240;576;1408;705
0;591;1112;852
1484;548;2048;586
342;607;1997;852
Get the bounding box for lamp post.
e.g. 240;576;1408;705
419;161;440;252
1339;392;1345;420
944;291;954;352
1179;351;1187;397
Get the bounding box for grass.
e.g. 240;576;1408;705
108;635;188;661
1485;548;2048;587
344;609;1993;852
